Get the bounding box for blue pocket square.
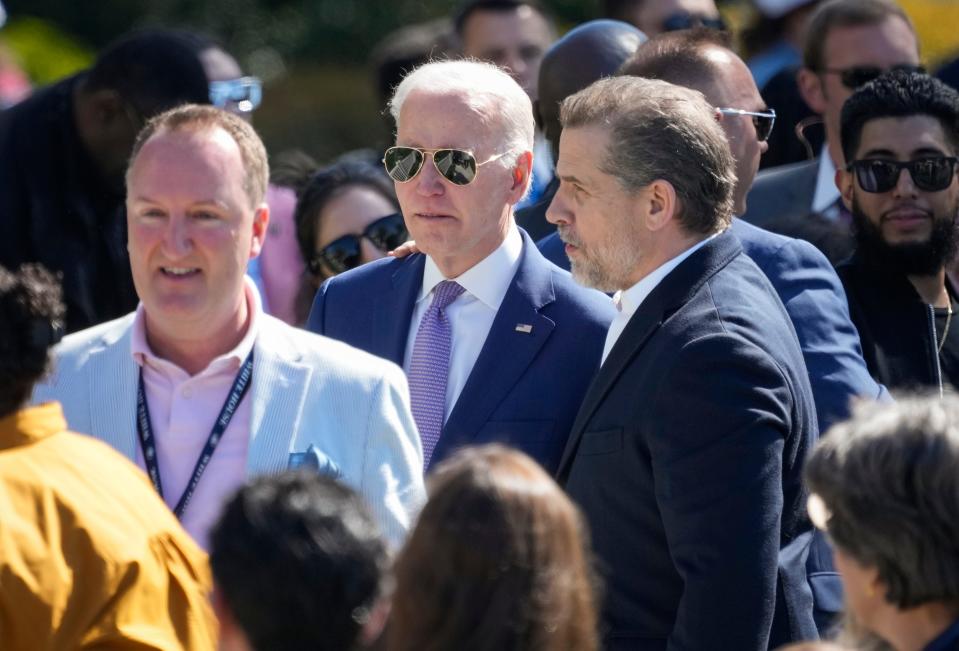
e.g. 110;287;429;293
287;444;341;478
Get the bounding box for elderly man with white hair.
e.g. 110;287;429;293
308;60;614;474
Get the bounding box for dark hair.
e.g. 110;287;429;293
270;149;319;193
803;0;914;73
618;27;732;89
389;445;600;651
805;395;959;609
561;75;735;234
453;0;550;36
294;160;397;266
209;471;388;651
840;70;959;163
0;264;65;418
85;28;210;117
601;0;642;22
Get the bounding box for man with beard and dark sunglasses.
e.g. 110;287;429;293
836;71;959;393
743;0;921;241
308;60;615;475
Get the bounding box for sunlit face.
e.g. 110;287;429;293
839;115;959;253
706;48;770;215
312;185;399;280
546;125;644;292
126;127;267;342
394;89;526;277
460;6;554;100
809;17;919;165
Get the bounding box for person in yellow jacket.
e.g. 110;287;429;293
0;263;216;650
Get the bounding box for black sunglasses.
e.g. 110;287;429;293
309;212;408;276
817;64;925;90
847;157;959;193
383;146;510;186
661;12;726;32
717;107;776;142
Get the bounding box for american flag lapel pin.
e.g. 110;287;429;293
515;323;533;334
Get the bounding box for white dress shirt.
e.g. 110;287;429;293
403;226;524;420
601;235;717;365
812;146;841;219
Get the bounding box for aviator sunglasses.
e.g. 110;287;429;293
383;146;511;186
309;212;408;276
816;64;925;90
847;157;959;193
717;107;777;142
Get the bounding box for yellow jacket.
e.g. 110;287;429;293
0;402;217;650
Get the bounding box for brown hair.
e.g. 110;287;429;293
561;76;735;234
802;0;915;72
389;445;600;651
127;104;269;208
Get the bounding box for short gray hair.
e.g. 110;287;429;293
389;59;535;156
806;395;959;608
560;76;735;234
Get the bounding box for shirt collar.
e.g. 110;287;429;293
812;145;841;214
130;276;262;375
418;225;523;310
613;234;717;322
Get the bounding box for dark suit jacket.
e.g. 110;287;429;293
308;230;616;473
558;231;818;651
742;158;820;230
540;218;887;432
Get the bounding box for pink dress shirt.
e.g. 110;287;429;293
130;280;260;549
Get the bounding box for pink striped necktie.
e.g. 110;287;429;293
408;280;465;468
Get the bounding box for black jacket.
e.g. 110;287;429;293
837;250;949;392
0;75;137;333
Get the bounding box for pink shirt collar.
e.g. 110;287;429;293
130;277;262;376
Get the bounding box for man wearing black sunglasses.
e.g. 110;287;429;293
601;0;722;37
836;71;959;393
744;0;920;234
308;60;616;475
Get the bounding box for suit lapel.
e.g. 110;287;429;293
89;323;139;461
371;255;423;366
246;317;312;476
434;233;556;460
556;231;745;480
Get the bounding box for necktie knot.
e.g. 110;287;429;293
431;280;465;311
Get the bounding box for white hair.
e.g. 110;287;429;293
389;59;535;156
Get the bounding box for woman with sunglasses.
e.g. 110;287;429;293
293;160;407;323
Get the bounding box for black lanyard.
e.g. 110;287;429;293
136;349;254;519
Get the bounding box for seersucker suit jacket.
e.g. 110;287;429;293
32;311;425;548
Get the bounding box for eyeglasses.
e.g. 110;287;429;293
309;212;408;276
816;64;925;90
847;157;959;193
661;12;726;32
209;76;263;115
717;107;777;142
383;146;511;186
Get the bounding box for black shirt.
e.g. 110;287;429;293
934;291;959;390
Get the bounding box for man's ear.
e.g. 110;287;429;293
643;179;677;232
837;167;855;211
798;67;827;115
250;203;271;258
508;151;534;203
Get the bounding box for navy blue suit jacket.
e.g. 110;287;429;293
540;217;887;432
308;230;616;473
558;231;818;650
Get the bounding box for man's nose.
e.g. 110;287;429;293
415;154;445;196
546;191;569;225
893;166;919;198
161;215;193;258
